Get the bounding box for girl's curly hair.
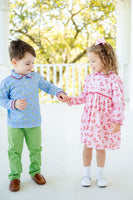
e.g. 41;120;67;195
87;42;118;75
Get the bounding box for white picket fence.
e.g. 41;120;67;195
0;62;128;103
34;63;90;102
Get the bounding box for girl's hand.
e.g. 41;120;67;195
111;123;121;133
57;93;69;102
14;99;28;110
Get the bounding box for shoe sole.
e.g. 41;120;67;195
9;186;20;192
97;185;107;188
81;185;91;187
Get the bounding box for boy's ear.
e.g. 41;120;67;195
12;58;17;66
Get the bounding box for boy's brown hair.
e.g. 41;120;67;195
9;39;36;61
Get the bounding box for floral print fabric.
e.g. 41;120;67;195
69;71;125;150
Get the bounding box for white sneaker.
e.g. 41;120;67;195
81;176;91;187
96;177;107;188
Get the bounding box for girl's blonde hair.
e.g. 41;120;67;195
87;42;118;75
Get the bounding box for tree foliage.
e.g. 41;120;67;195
9;0;116;64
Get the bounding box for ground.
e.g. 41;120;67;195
0;103;133;200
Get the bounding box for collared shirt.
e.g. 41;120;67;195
0;70;64;128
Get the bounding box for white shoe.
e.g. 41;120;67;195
96;177;107;188
81;176;91;187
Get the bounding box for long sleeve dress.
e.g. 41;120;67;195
69;71;125;150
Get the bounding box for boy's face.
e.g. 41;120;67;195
12;52;35;75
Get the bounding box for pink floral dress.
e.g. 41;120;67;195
69;71;125;150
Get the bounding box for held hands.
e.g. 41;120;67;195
57;93;70;103
14;99;28;110
111;123;121;133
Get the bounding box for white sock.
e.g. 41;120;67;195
83;166;91;177
96;166;104;179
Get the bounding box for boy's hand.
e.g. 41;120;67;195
57;93;69;102
14;99;28;110
111;123;121;133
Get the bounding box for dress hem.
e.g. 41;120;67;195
81;142;120;150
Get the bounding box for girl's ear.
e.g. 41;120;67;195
12;58;17;66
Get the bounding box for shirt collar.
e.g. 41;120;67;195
11;70;32;79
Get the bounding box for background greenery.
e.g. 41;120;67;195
9;0;116;64
9;0;116;100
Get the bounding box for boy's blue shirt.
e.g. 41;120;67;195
0;70;64;128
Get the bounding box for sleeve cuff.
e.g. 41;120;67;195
11;100;16;110
56;91;67;97
112;120;123;125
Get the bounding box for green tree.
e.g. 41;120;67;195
9;0;116;64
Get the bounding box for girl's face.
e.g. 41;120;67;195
88;52;105;73
12;52;35;75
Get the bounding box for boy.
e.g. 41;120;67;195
0;39;68;192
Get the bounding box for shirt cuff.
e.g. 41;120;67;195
11;100;16;110
56;91;67;97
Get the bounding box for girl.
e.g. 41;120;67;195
68;37;125;187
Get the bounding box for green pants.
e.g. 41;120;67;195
8;126;42;181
